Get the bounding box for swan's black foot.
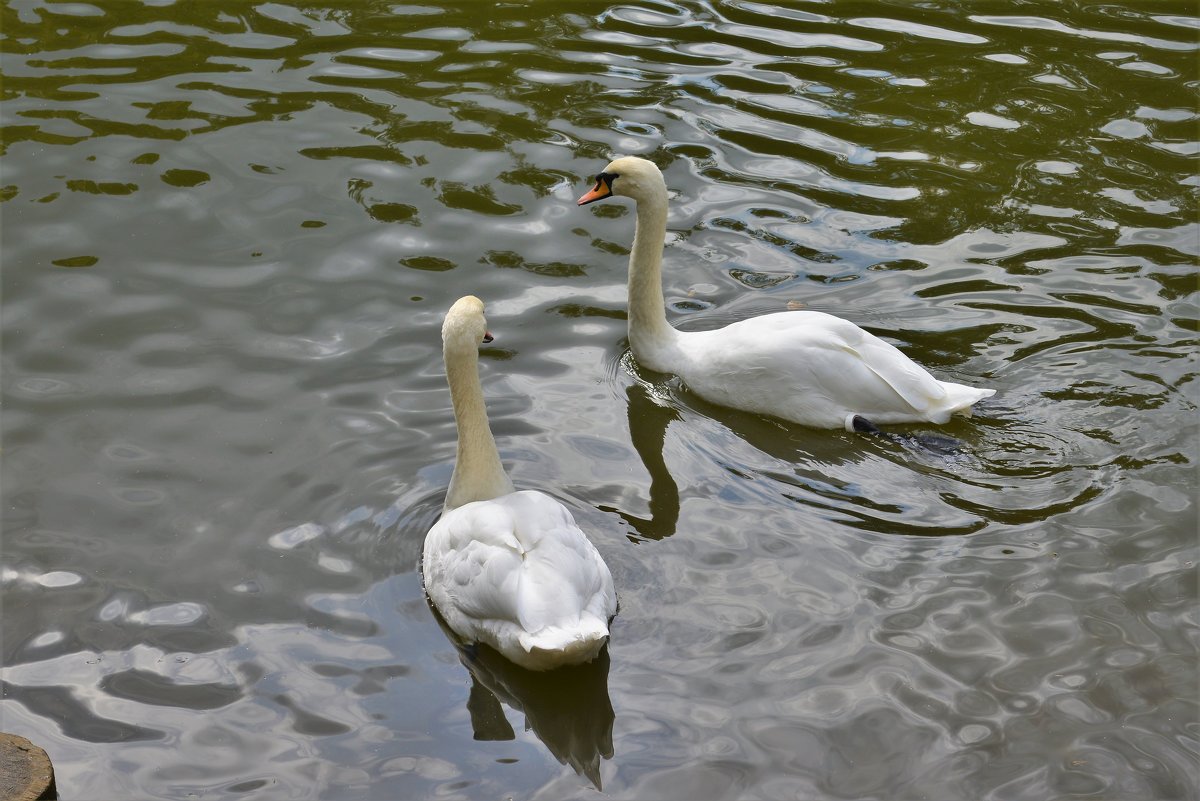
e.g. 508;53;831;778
911;432;964;455
851;415;882;434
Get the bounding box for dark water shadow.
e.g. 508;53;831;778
429;606;615;790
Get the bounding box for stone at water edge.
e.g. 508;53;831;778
0;732;57;801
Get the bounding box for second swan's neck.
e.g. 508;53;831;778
627;188;680;371
443;342;514;511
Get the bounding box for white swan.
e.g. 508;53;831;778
422;296;617;671
578;156;995;431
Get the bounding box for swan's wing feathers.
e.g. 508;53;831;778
839;334;949;409
514;526;612;632
428;492;615;639
505;492;615;633
739;312;948;410
432;502;526;624
445;540;523;621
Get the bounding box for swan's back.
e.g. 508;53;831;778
424;490;616;671
675;310;995;429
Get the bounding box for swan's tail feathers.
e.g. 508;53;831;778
940;383;996;417
518;617;610;668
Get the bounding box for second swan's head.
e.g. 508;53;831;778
577;156;665;206
443;295;494;350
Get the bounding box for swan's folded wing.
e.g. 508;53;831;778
504;492;615;634
428;492;614;635
431;502;526;625
685;312;957;421
840;332;949;410
515;521;611;633
783;312;948;410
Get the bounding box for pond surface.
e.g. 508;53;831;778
2;1;1198;799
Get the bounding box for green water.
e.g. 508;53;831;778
2;2;1197;799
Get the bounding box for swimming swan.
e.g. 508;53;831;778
578;156;995;431
422;296;617;671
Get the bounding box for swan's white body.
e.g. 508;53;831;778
578;157;995;430
422;296;616;671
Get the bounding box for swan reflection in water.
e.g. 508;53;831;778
600;381;682;542
430;607;615;789
605;349;987;543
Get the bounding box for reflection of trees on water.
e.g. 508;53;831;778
431;607;615;790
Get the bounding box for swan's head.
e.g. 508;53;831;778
577;156;665;206
443;295;494;349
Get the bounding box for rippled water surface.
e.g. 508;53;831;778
3;1;1198;799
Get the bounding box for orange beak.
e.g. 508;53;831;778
577;175;614;206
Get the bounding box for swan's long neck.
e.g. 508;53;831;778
443;339;514;511
627;186;680;370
